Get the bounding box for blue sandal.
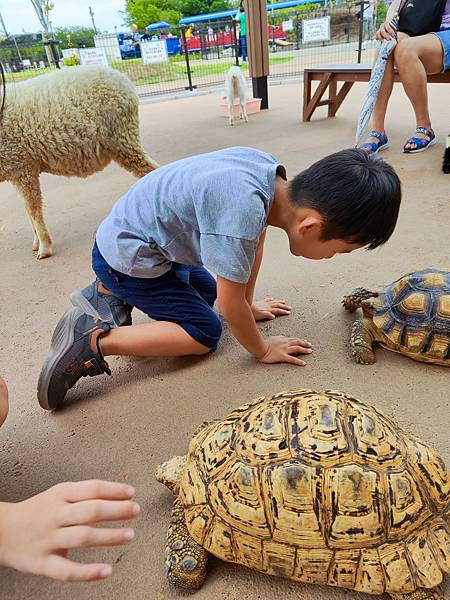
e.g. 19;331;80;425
403;127;436;153
359;131;389;154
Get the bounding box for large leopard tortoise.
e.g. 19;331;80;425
342;268;450;366
156;389;449;598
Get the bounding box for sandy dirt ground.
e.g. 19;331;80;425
0;81;448;600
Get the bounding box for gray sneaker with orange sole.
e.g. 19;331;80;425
37;307;111;410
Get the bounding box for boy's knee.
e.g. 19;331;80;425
187;311;222;352
193;344;214;355
207;312;223;348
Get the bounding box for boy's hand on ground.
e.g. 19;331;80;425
258;335;312;366
0;480;139;582
251;298;292;321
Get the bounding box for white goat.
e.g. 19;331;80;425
225;65;248;126
0;66;158;259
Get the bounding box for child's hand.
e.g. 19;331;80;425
251;298;292;321
258;335;312;366
0;480;139;582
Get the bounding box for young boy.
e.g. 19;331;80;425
0;377;139;581
38;146;401;410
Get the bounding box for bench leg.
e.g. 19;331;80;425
303;73;332;122
328;80;337;117
302;71;312;122
329;82;354;117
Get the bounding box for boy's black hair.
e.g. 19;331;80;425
288;148;401;249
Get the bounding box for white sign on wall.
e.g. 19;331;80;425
302;16;331;43
141;40;168;64
94;33;122;61
282;19;294;32
79;47;108;66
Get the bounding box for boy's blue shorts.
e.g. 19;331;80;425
92;242;222;350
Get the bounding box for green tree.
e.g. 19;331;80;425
53;26;96;48
178;0;231;18
30;1;54;36
123;0;230;28
123;0;182;29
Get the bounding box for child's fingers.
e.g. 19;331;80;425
267;299;291;308
57;480;135;503
284;355;306;367
57;525;135;549
44;555;113;582
271;308;291;316
288;345;313;356
62;499;140;526
288;337;311;348
258;310;275;320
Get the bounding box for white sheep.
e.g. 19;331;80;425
0;65;158;259
224;65;248;126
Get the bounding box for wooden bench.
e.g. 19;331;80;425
303;64;450;122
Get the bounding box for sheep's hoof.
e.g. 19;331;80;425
37;246;53;259
32;238;39;252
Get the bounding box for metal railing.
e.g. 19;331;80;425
0;0;384;97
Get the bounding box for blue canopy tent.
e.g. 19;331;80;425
178;0;325;24
145;21;182;56
146;21;171;30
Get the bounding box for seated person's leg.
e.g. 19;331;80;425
358;32;409;153
396;34;444;152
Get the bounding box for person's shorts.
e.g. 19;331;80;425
433;27;450;72
91;242;222;350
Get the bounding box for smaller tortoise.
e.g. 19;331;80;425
342;268;450;366
156;389;449;599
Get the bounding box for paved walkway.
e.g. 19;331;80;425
0;81;448;600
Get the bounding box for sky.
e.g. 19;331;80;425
0;0;127;35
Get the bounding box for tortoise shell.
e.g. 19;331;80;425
372;269;450;361
178;390;450;595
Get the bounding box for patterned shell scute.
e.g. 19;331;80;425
180;389;450;595
373;268;450;360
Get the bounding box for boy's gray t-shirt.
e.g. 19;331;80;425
95;146;286;284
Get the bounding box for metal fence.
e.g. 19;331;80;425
0;0;385;98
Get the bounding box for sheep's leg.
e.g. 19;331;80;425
113;143;159;179
228;101;234;126
28;216;39;252
14;174;53;259
240;95;248;122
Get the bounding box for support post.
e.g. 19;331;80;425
246;0;269;109
181;26;196;91
357;0;365;63
232;19;240;66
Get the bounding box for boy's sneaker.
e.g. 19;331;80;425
37;307;112;410
70;279;132;328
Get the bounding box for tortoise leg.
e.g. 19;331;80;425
351;318;377;364
164;496;208;591
389;587;443;599
342;287;378;312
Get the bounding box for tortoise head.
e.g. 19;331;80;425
156;455;187;495
342;288;379;313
